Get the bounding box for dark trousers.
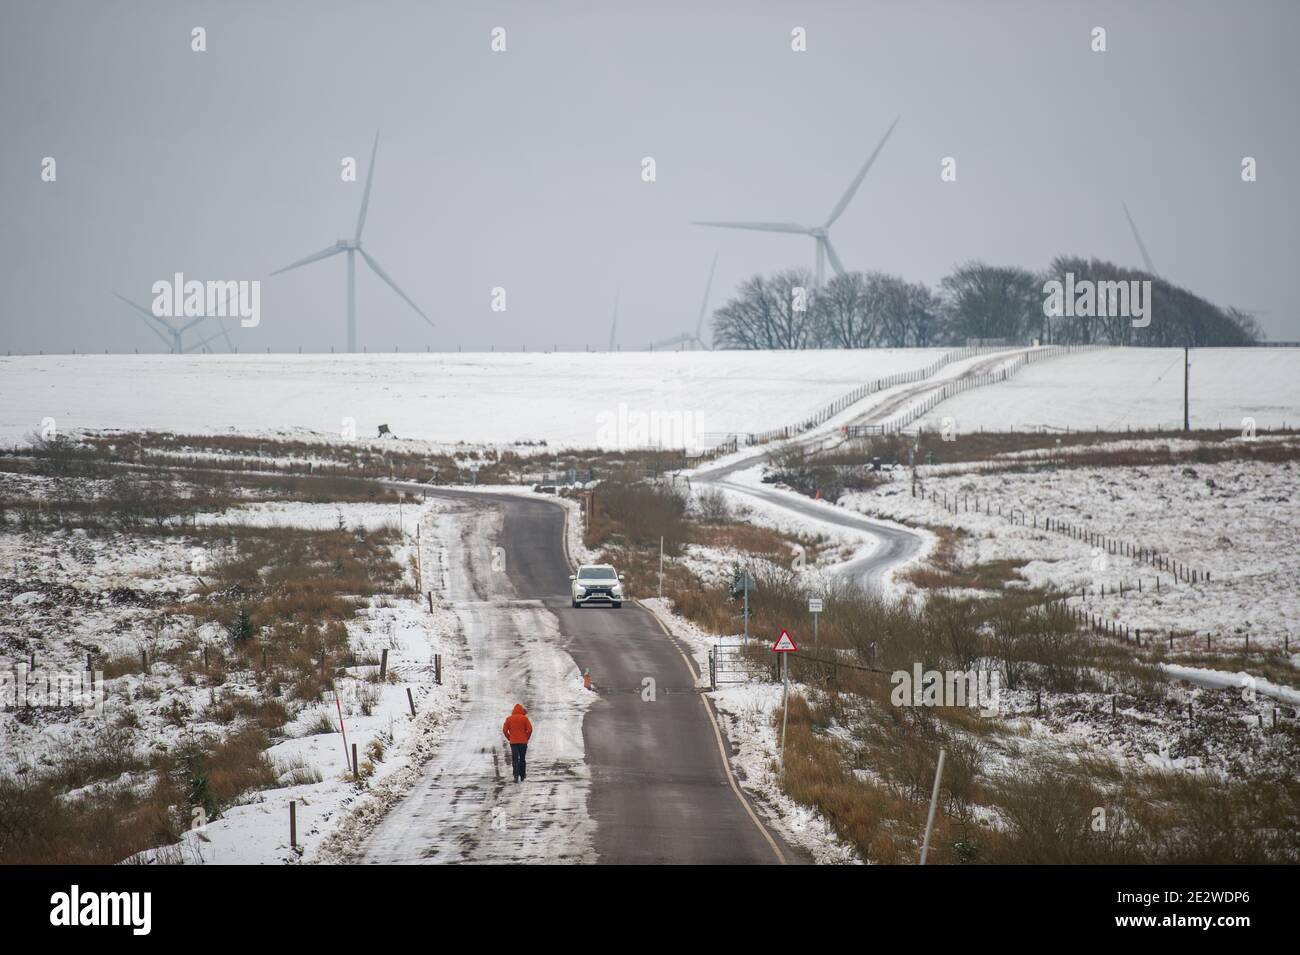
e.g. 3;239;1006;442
510;742;528;780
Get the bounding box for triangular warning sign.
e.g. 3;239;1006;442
772;630;797;652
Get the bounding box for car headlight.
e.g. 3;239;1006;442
575;585;586;594
612;583;622;594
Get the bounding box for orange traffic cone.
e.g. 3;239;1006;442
582;669;592;691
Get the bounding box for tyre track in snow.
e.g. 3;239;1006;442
357;499;595;863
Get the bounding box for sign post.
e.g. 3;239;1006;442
730;570;755;643
772;629;798;765
808;597;822;646
920;747;947;865
658;535;664;599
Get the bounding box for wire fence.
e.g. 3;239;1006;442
876;344;1102;434
743;345;1021;446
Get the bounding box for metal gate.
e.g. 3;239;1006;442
708;642;758;688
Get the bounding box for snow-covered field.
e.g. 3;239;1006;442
0;350;950;448
841;440;1300;654
912;347;1300;434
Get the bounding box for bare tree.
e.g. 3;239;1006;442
814;271;879;348
1045;255;1260;346
712;275;776;349
713;269;818;349
940;261;1040;344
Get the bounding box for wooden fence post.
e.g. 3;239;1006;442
379;648;389;681
407;687;417;717
352;743;359;780
290;800;297;849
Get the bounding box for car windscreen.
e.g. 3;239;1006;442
578;567;616;580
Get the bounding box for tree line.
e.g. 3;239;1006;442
710;259;1261;349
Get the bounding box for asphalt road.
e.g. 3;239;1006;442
381;486;803;864
703;477;925;592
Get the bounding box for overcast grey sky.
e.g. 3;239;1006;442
2;0;1296;353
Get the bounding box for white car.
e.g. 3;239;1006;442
570;564;625;608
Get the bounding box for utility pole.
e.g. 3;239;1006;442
1183;346;1190;432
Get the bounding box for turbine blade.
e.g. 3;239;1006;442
355;130;380;243
114;293;173;348
270;243;345;276
824;115;900;227
217;315;235;351
652;332;692;350
690;220;810;234
1122;201;1158;276
359;248;433;327
695;251;719;338
815;238;825;287
823;235;847;276
112;291;166;326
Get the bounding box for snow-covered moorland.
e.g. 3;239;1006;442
841;436;1300;656
0;460;462;864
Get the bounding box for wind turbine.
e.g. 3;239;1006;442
1121;201;1158;276
608;291;619;352
270;131;432;352
1122;202;1268;317
112;292;234;354
691;116;899;288
651;252;718;350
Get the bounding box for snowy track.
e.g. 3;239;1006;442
357;502;595;863
686;352;1039;591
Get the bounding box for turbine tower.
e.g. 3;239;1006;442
608;291;619;352
112;293;235;353
270;131;432;352
652;252;718;350
691;116;899;287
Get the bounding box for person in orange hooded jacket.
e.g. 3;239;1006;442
502;703;533;782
